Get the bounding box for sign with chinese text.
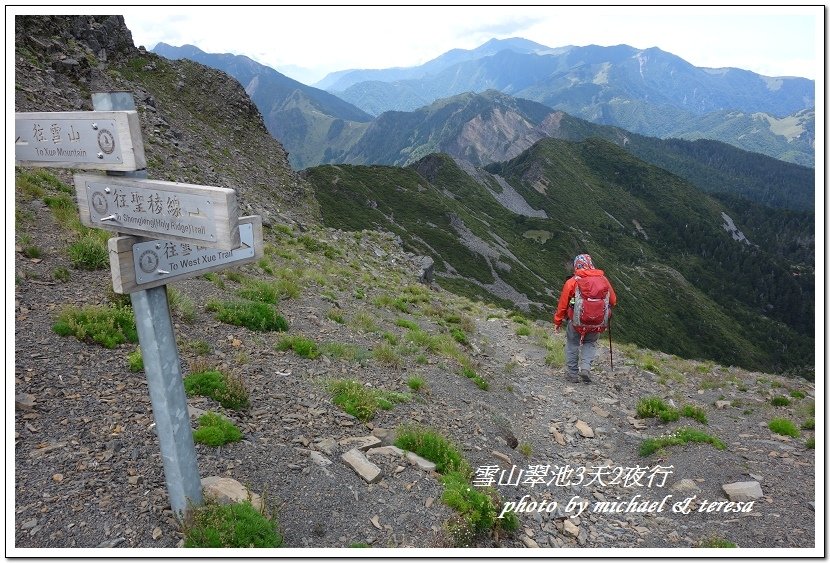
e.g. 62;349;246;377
74;173;240;250
15;111;146;171
108;216;263;294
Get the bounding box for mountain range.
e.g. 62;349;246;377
154;39;815;168
150;37;815;373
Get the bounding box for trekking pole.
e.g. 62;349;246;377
608;317;614;372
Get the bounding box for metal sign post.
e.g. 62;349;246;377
91;92;202;518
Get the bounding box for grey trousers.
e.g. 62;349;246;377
565;321;600;375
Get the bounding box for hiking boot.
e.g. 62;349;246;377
565;372;580;383
579;370;592;384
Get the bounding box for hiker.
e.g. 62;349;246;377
553;254;617;384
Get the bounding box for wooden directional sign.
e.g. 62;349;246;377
108;215;263;294
15;111;146;171
74;173;240;250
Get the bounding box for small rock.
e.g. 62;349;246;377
670;479;701;493
52;473;63;482
316;438;338;455
425;497;434;508
521;534;540;548
201;476;264;512
21;518;37;530
152;527;162;540
808;502;815;511
715;400;731;409
341;448;382;484
366;445;406;457
550;427;566;446
492;450;512;464
405;452;437;472
339;436;382;452
591;405;610;418
96;537;126;548
722;481;764;502
563;519;580;537
309;451;332;467
16;394;36;411
370;515;382;530
127;475;143;485
371;428;396;446
574;420;594;438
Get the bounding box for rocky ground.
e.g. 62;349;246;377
13;177;818;554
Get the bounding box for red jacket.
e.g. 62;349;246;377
554;269;617;327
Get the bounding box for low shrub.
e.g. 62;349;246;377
206;299;288;332
328;380;409;421
184;369;249;410
53;305;137;349
193;412;243;447
127;347;143;372
770;396;791;407
680;405;708;424
640;428;727;457
442;470;519;547
184;500;281;548
276;335;320;359
407;376;426;391
68;233;109;270
698;536;737;548
394;426;469;475
768;418;799;438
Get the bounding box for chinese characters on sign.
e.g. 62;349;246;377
15;111;145;171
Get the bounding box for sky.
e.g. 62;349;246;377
85;5;825;86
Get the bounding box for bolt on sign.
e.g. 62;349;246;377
74;173;240;250
108;215;263;294
15;111;146;171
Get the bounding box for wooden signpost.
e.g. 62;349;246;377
14;92;264;519
15;110;146;171
109;215;263;293
74;173;241;250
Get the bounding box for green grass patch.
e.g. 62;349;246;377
802;418;815;430
22;245;42;259
53;305;137;349
698;536;737;548
350;311;379;333
168;287;196;323
407;376;426;391
127;347;143;372
193;412;243;447
237;279;280;304
206;299;288;332
680;405;708;424
394;426;469;475
806;436;815;449
319;342;371;363
328;380;409;421
639;427;727;456
770;396;791;407
183;369;250;410
768;418;799;438
68;233;109;270
276;335;320;359
450;327;469;346
460;365;488;390
327;309;345;324
789;390;806;399
372;342;401;367
515;325;531;337
52;267;70;282
441;470;519;547
395;318;420;331
183;500;281;548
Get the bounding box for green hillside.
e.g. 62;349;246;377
305;140;813;375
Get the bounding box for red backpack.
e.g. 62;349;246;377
572;274;611;335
